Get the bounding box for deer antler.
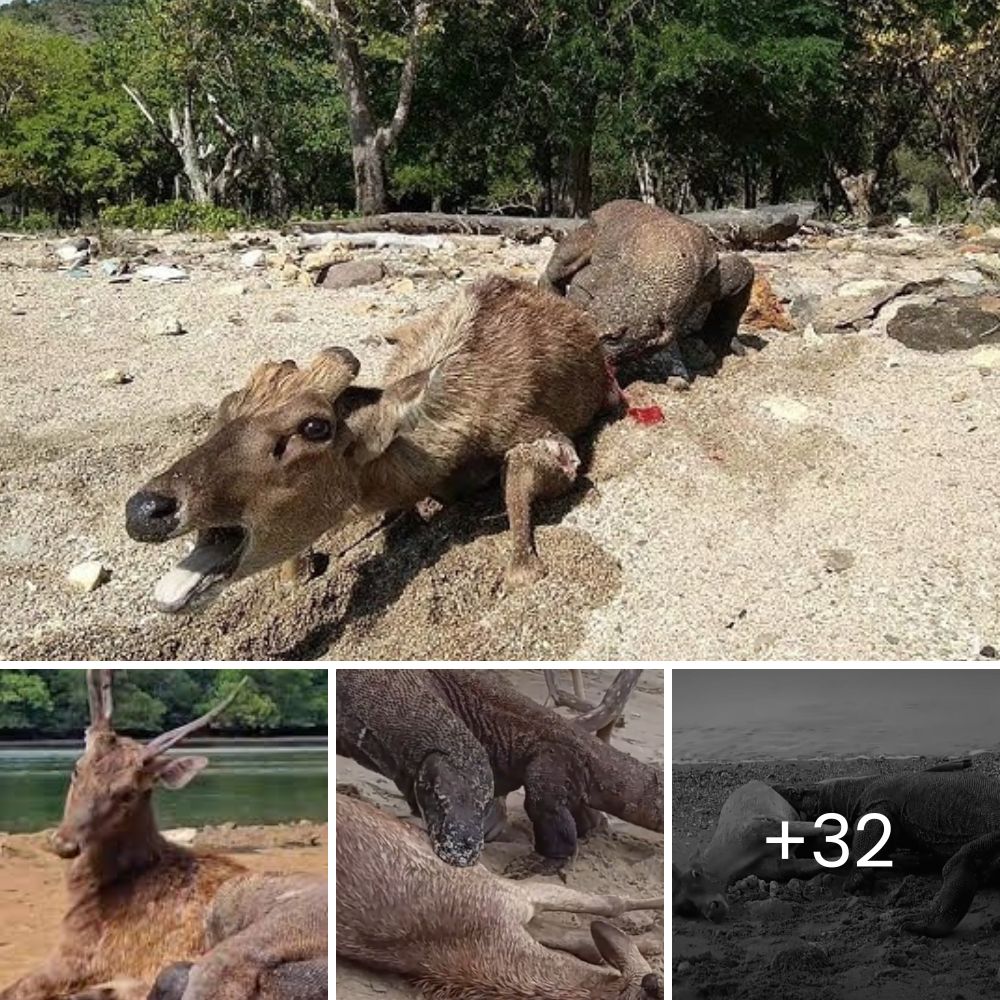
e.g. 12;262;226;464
86;669;114;729
142;677;249;760
573;670;642;734
544;670;643;743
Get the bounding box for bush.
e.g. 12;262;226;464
3;210;59;232
99;200;248;233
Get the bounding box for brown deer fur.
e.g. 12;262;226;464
126;275;617;613
336;793;664;1000
0;672;247;1000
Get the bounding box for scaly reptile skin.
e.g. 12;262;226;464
428;670;663;876
336;669;494;867
777;771;1000;936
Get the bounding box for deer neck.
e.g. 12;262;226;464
70;799;169;892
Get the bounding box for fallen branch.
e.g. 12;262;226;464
544;669;643;743
289;202;817;248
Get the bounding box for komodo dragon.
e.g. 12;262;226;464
149;873;327;1000
774;771;1000;936
426;670;663;877
336;668;495;867
539;199;755;378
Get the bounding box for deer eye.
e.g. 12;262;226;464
299;417;332;442
690;869;701;880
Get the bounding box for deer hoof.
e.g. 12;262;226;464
503;557;547;593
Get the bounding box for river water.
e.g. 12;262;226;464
673;668;1000;762
0;740;327;833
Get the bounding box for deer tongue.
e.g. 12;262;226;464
153;527;246;613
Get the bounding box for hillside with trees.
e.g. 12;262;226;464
0;669;328;737
0;0;997;226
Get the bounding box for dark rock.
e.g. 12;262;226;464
888;298;1000;352
319;259;385;289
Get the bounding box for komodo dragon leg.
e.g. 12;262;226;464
902;830;1000;937
502;432;580;591
503;755;582;879
538;223;597;296
700;254;754;362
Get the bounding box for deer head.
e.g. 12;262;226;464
124;348;365;614
50;670;246;861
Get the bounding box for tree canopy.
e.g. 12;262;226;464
0;0;997;224
0;669;328;737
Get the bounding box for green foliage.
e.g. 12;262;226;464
0;672;53;732
1;0;998;219
100;199;247;232
0;670;327;737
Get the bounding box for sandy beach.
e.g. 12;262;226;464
2;225;999;660
673;756;1000;1000
0;820;328;983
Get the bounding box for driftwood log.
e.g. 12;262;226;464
290;203;816;249
543;669;643;743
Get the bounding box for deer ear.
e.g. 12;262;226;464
150;755;209;790
349;366;435;464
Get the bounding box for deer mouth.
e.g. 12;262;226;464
153;526;248;613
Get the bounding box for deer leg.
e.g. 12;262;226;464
0;964;89;1000
502;432;579;590
524;882;664;917
528;921;663;964
65;980;149;1000
902;831;1000;937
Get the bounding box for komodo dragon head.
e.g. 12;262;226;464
771;776;877;824
414;751;490;867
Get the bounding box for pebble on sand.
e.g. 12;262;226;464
67;560;110;593
97;367;132;385
968;345;1000;371
761;397;810;424
240;248;267;269
151;316;185;336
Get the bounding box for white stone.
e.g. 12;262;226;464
968;346;1000;371
150;316;184;336
163;827;198;847
835;278;894;298
240;248;266;269
761;397;810;424
97;367;131;385
67;560;109;593
802;323;822;346
946;270;985;285
136;264;189;283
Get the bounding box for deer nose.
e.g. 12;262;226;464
705;897;728;922
125;490;180;542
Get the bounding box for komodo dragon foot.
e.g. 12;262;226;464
901;830;1000;937
504;852;572;881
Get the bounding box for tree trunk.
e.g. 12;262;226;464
836;168;877;221
352;138;388;215
742;158;758;209
634;151;657;205
309;0;431;215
